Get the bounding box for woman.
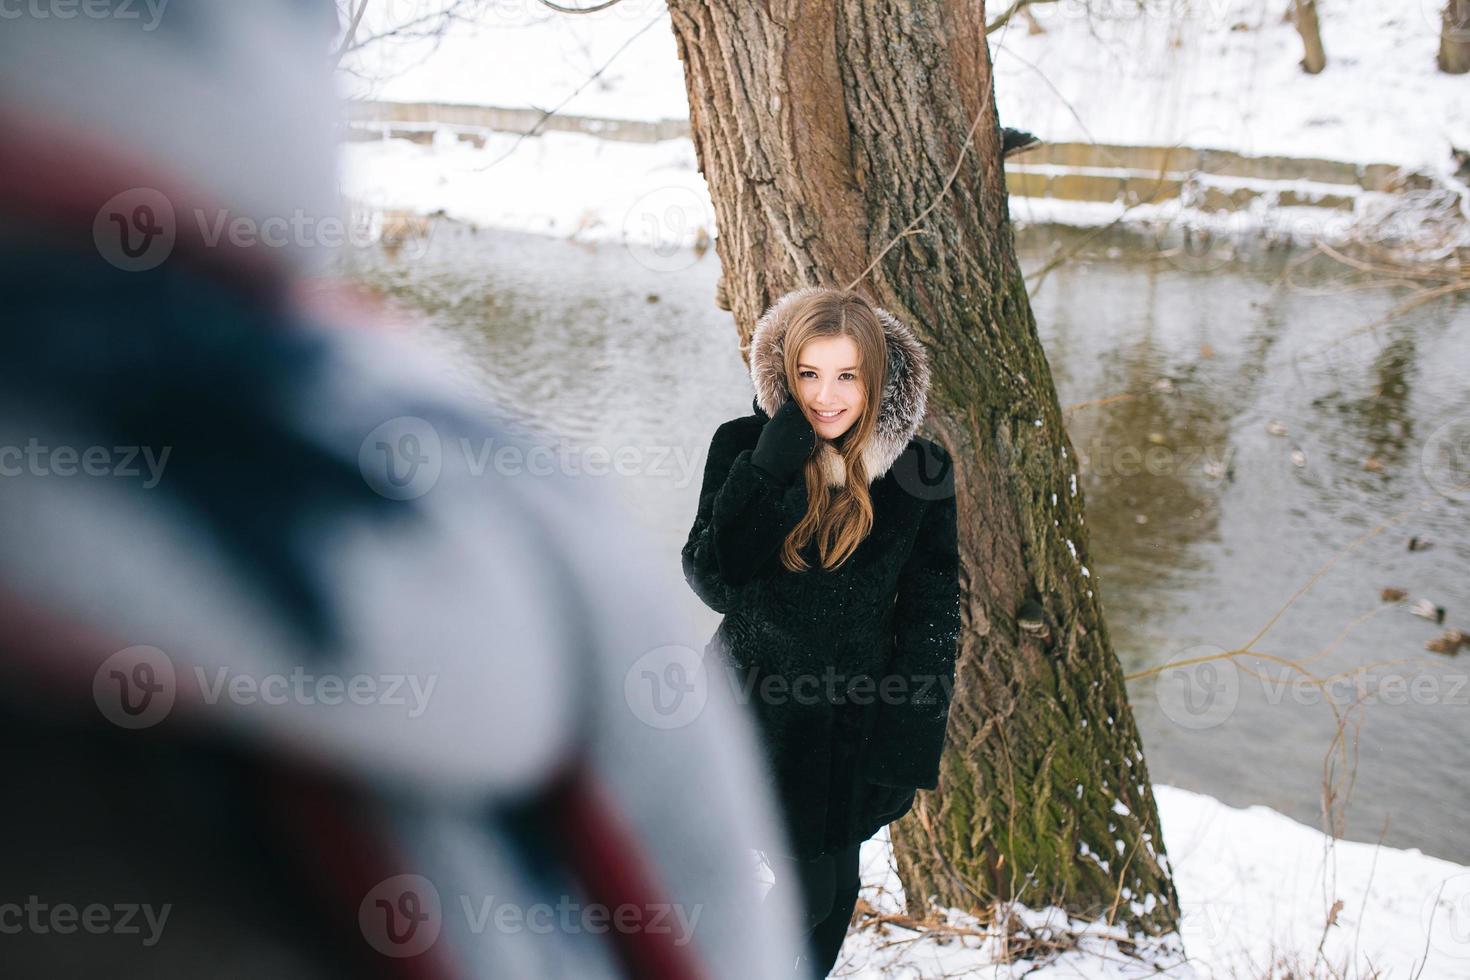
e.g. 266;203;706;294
681;285;962;977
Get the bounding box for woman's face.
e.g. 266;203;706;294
795;335;865;440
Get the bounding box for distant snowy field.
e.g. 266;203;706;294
341;0;1470;171
338;0;1470;245
991;0;1470;172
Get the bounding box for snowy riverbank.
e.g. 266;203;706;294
342;0;1470;175
338;0;1470;252
823;784;1469;978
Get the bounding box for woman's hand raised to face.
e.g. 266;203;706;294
750;396;817;485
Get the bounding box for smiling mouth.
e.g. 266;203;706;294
812;409;846;421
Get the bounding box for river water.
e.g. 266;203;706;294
346;221;1470;865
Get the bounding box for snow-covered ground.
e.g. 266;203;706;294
338;0;1470;249
992;0;1470;173
341;0;690;123
340;127;709;246
341;0;1470;172
799;785;1469;979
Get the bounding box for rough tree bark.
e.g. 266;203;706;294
1292;0;1327;74
1441;0;1470;74
666;0;1180;940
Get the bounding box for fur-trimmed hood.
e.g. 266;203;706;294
750;286;931;487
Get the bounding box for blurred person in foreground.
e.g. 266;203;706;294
0;1;803;976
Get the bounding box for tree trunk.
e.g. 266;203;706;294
666;0;1181;940
1292;0;1327;74
1441;0;1470;74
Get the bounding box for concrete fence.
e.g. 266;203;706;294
344;99;1442;215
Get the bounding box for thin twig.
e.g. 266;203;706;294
472;9;664;171
986;0;1060;34
333;0;370;68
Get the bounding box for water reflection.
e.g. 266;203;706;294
345;222;1470;864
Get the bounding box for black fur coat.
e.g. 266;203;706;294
681;288;962;861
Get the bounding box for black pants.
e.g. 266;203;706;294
763;841;863;978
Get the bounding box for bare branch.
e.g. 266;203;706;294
337;0;496;61
472;9;665;171
333;0;370;69
987;0;1059;35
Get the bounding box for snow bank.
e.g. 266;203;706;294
339;128;717;252
341;0;688;124
341;0;1470;175
816;784;1470;978
994;0;1470;174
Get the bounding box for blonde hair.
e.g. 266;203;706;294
777;289;888;572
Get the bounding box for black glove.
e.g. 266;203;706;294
750;396;816;484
